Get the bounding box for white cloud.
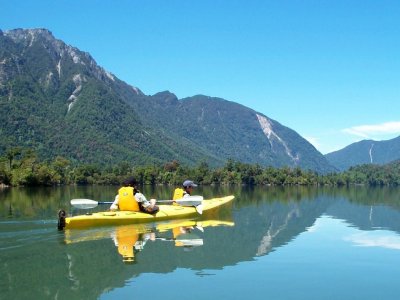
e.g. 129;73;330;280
345;232;400;250
343;121;400;138
301;121;400;155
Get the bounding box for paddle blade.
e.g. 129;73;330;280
195;225;204;232
177;238;204;247
190;195;203;201
175;196;203;207
195;204;203;215
70;199;99;209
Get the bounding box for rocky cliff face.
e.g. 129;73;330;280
4;29;119;86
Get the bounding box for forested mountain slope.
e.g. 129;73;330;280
0;28;335;173
326;136;400;171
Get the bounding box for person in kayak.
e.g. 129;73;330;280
182;180;197;197
110;177;159;214
172;180;198;201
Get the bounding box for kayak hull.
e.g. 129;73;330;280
63;195;234;229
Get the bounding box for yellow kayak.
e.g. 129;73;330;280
61;195;234;229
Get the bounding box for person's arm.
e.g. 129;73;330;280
135;193;156;208
110;195;119;211
134;192;150;207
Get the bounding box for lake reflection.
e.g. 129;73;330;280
1;186;400;300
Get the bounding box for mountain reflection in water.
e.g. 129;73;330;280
1;186;400;300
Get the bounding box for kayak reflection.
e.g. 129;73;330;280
157;224;203;248
64;218;234;263
111;225;156;263
157;219;234;248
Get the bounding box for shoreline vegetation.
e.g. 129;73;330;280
1;149;400;187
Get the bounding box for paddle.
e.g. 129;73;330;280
157;195;203;206
156;236;204;246
158;197;203;214
70;196;204;213
170;196;203;214
70;199;113;209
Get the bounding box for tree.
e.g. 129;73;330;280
164;160;180;172
52;156;71;184
6;147;22;169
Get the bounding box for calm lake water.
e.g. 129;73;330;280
1;185;400;300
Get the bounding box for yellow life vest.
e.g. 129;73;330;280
118;186;139;211
173;188;184;200
116;226;139;262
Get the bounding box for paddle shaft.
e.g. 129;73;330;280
96;200;190;204
70;196;203;211
75;200;181;205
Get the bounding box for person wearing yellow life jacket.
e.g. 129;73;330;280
110;177;159;214
173;180;198;202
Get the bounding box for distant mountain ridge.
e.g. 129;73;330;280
129;92;333;171
325;136;400;171
0;28;336;173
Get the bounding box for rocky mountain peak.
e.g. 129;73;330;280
2;28;128;88
4;28;58;51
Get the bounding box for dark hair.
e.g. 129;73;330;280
123;177;137;187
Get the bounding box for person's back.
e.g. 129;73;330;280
110;177;159;214
118;186;139;211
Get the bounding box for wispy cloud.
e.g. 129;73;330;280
343;121;400;138
345;232;400;250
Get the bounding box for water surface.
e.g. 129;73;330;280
1;186;400;299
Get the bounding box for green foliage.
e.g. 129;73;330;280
344;161;400;186
2;148;399;187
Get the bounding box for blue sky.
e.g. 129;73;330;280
2;0;400;154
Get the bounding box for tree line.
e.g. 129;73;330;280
1;147;400;187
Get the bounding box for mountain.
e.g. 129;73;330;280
325;136;400;171
0;28;217;166
127;92;334;172
0;28;335;173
